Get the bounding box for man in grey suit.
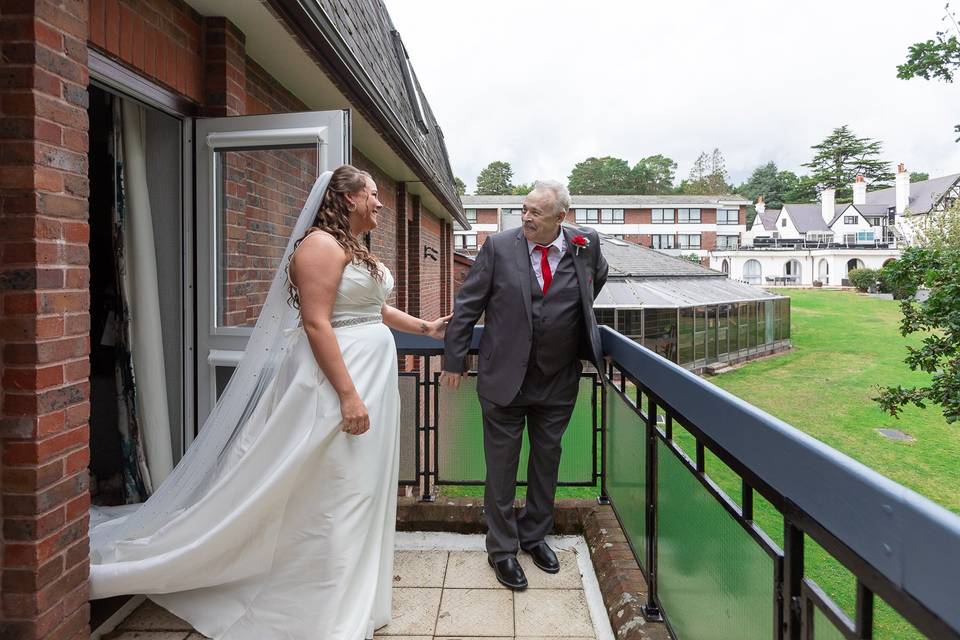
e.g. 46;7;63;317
441;180;608;590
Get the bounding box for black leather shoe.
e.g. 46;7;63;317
488;555;528;590
523;541;560;573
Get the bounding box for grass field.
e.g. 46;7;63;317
438;290;957;638
701;289;958;639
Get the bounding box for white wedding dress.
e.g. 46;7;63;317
90;261;400;640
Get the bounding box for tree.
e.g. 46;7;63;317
736;162;802;209
454;176;467;196
567;156;634;194
632;154;677;194
897;3;960;140
510;182;534;195
802;125;894;200
475;161;515;195
679;148;731;195
782;174;819;203
910;171;930;183
874;252;960;422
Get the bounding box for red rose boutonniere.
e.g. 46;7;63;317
571;235;590;255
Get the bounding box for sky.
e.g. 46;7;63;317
383;0;960;194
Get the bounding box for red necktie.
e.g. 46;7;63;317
536;245;553;294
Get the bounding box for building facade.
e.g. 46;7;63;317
724;165;959;286
458;194;750;262
0;2;461;638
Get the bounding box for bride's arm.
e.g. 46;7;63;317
381;305;451;340
291;233;369;435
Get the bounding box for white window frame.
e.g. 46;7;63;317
652;208;675;223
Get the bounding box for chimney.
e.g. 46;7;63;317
895;163;910;215
755;195;765;216
852;174;866;205
821;187;835;226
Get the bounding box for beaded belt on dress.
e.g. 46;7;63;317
330;314;382;328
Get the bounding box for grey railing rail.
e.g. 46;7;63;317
392;327;960;637
600;325;960;638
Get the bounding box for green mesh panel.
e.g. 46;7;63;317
436;375;595;484
657;440;774;640
398;374;418;483
605;384;646;561
814;607;849;640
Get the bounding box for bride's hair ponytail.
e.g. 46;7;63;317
287;164;383;309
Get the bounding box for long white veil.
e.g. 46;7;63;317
90;171;333;560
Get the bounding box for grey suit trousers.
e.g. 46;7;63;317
480;360;582;561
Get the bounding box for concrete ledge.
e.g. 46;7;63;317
397;496;670;640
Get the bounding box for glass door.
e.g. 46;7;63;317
194;111;350;425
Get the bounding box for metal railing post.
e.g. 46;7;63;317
783;521;804;640
642;392;663;621
420;356;435;502
598;374;610;505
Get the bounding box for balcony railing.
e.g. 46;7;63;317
392;326;960;639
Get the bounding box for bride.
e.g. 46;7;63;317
89;165;449;639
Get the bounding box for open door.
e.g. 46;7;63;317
194;111;350;428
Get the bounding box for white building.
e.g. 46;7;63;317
714;165;960;286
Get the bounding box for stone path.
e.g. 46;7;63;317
102;534;613;640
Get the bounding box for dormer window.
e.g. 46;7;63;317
391;31;430;134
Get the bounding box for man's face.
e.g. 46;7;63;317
521;189;565;244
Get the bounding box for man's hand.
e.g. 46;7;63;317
440;371;465;390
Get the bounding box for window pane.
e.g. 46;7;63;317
678;307;695;365
644;308;677;362
217;145;318;328
694;306;706;362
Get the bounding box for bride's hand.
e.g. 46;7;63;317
339;391;370;435
425;314;452;340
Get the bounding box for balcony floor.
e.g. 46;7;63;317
102;533;615;640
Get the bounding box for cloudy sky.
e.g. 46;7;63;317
384;0;960;194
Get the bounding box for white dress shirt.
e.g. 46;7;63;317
527;232;565;291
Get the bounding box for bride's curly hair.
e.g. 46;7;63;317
287;164;383;309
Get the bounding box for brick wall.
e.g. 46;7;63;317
476;208;497;225
453;253;474;293
3;2;457;634
1;1;93;639
88;0;203;103
625;208;649;224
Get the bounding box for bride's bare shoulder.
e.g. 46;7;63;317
290;229;348;284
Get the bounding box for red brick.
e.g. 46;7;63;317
2;555;63;593
2;365;63;390
3;425;89;465
34;20;63;52
64;491;89;520
3;508;66;542
37;410;67;436
89;0;106;46
64;401;88;428
1;460;63;493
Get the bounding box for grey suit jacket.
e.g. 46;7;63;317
443;226;609;406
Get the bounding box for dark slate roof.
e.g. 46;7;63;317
462;194;750;206
863;173;960;214
579;228;721;278
755;209;780;231
781;203;844;233
296;1;463;222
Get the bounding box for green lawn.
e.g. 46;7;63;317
697;290;958;639
438;290;957;638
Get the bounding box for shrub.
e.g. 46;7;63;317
878;262;914;299
847;267;878;291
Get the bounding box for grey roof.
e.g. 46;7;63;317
863;173;960;214
590;232;722;278
461;194;750;206
755;209;781;231
781;203;844;233
309;1;463;221
595;277;782;308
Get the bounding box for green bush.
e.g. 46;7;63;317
878;261;914;299
847;267;878;291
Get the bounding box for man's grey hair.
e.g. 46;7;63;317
531;179;572;215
